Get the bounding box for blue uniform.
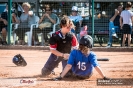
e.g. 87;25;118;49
68;49;99;77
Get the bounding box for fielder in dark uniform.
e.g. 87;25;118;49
41;16;78;76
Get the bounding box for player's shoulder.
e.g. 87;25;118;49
89;51;96;57
52;30;61;37
71;49;80;54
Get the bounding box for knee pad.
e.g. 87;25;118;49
41;67;51;76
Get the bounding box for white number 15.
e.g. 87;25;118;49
77;61;86;71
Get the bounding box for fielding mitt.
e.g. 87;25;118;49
12;54;27;66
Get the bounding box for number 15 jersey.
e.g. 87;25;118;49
68;49;99;77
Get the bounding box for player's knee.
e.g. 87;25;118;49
41;67;51;76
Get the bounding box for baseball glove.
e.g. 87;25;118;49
12;54;27;66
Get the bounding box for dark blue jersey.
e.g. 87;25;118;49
67;49;99;77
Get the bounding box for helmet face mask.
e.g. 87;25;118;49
79;35;93;48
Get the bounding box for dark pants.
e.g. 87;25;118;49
122;24;132;34
0;21;7;32
73;73;93;79
14;23;30;40
15;28;30;40
33;27;52;42
41;53;68;76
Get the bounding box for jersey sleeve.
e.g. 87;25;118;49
49;34;57;50
67;50;76;65
89;52;99;67
71;34;78;49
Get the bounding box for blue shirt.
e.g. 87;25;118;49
67;49;99;76
69;15;83;26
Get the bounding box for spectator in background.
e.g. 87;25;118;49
14;2;35;45
120;2;133;47
32;4;57;45
69;6;83;35
106;4;123;48
0;4;19;45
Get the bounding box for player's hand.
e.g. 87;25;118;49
53;76;62;81
103;76;110;80
63;53;70;60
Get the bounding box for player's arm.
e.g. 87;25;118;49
90;56;106;78
59;50;75;78
50;43;70;60
49;34;69;60
61;64;72;77
50;49;69;59
52;64;72;81
94;66;105;78
53;50;75;81
94;66;110;80
90;54;110;80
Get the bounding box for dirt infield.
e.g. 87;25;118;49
0;50;133;88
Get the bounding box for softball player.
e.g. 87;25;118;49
53;35;109;80
41;16;78;76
